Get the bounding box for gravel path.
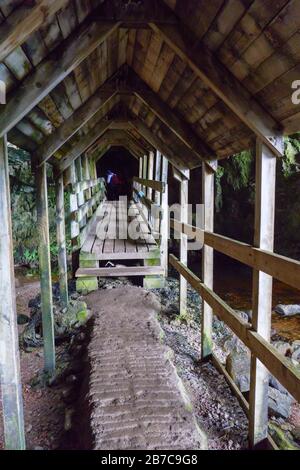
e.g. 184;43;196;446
84;286;207;450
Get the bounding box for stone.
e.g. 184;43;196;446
291;348;300;365
272;340;292;356
292;340;300;351
17;313;29;325
269;375;290;396
268;387;293;419
225;346;251;392
274;304;300;316
269;423;300;450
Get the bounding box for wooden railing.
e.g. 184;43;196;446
170;219;300;448
70;177;106;250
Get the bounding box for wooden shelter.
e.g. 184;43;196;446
0;0;300;450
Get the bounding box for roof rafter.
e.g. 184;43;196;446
0;19;120;138
0;0;69;63
149;22;284;157
127;68;214;162
34;86;118;165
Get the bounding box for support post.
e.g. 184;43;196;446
249;139;277;448
35;163;55;374
142;154;148;194
201;161;214;358
55;173;69;308
147;151;154;201
154;150;162;205
160;156;169;275
0;135;26;450
179;176;189;318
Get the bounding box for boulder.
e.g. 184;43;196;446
274;304;300;316
291;348;300;365
269;422;300;450
272;340;292;357
268;387;293;419
225;346;251;392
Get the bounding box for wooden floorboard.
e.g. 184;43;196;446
81;200;159;261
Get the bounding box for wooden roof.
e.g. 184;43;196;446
0;0;299;170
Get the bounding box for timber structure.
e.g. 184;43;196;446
0;0;300;450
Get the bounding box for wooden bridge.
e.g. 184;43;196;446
0;0;300;451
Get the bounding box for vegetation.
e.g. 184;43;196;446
215;134;300;256
8;144;71;268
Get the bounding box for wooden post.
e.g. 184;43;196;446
147;151;154;201
75;156;83;181
82;154;90;180
154;150;162;204
0;135;26;450
249;139;277;448
160;155;169;275
179;175;189;317
35;163;55;374
142;154;148;194
201;162;214;358
55;173;69;308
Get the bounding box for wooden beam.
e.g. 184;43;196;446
55;173;68;309
128;119;185;169
0;1;69;63
179;176;188;317
34;87;117;165
0;20;120;137
0;135;25;450
169;254;300;404
130;70;213;162
35;163;55;374
201;162;214;359
147;151;154;200
149;23;283;157
133;177;165;193
249;139;276;448
171;222;300;292
160;156;169;275
57;120;114;173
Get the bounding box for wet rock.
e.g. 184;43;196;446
269;375;291;396
272;340;292;356
225;346;251;392
268;387;294;419
17;313;30;325
64;408;75;431
269;422;300;450
291;348;300;365
274;304;300;316
292;340;300;351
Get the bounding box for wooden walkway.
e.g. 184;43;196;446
76;200;164;287
81;200;158;260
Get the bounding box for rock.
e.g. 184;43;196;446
64;408;75;431
235;309;252;322
269;422;300;450
33;446;44;451
274;304;300;316
291;426;300;442
291;348;300;365
272;340;292;357
292;340;300;351
225;346;251;392
268;387;293;419
17;313;29;325
269;375;291;396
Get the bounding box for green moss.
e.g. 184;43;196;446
76;277;98;293
269;423;300;450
